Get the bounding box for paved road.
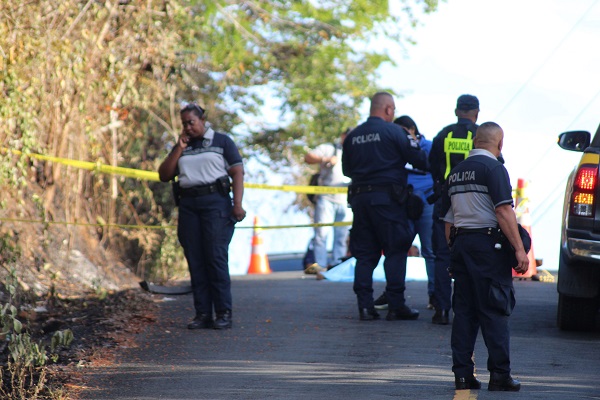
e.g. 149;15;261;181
82;271;600;399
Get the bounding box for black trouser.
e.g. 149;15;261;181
349;191;414;310
450;231;515;378
178;192;235;316
432;214;452;310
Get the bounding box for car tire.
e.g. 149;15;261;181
557;293;599;331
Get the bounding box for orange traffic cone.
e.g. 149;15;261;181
513;178;537;278
247;216;271;274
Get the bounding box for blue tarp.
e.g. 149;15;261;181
322;256;428;282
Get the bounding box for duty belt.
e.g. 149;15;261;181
455;227;496;236
350;184;391;195
179;183;219;197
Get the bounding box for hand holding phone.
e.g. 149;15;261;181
178;133;190;149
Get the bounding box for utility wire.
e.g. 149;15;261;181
526;86;600;222
493;0;600;223
498;0;600;180
525;86;600;180
494;0;599;120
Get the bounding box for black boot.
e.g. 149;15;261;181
214;310;232;330
386;305;419;320
187;313;213;330
358;307;380;321
455;376;481;390
488;372;521;391
432;308;450;325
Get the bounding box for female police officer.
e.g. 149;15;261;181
158;103;246;330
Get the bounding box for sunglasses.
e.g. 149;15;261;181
181;102;205;118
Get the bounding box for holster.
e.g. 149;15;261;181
405;184;424;220
391;184;408;204
171;180;181;206
216;175;231;197
448;226;457;247
495;224;532;269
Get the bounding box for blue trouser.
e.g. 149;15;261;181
178;192;235;316
349;191;414;309
409;194;435;296
432;201;452;310
313;196;349;267
450;232;515;378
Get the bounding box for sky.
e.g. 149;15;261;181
379;0;600;272
228;0;600;275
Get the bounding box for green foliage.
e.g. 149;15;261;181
0;231;21;266
0;268;75;399
0;0;439;278
50;329;74;354
156;217;188;281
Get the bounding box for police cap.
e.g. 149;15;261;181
456;94;479;111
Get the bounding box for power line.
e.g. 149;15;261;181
496;0;600;223
524;86;600;180
525;86;600;221
495;0;600;120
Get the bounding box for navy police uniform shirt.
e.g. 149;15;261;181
342;116;428;186
430;118;479;185
442;149;513;228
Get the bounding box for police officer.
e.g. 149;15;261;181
158;103;246;330
342;92;429;321
442;122;528;391
428;94;480;325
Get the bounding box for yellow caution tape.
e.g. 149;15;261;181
0;216;351;230
245;182;347;194
0;148;351;230
1;147;346;194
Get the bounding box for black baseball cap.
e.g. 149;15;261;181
456;94;479;111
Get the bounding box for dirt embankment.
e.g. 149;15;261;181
1;188;159;398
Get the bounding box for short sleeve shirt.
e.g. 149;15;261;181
176;127;243;188
309;143;349;203
442;149;513;228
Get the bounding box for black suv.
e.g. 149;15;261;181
557;124;600;331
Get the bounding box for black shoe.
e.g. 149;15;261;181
432;309;450;325
373;292;388;310
488;373;521;391
386;305;419;320
358;307;380;321
213;310;232;330
455;376;482;390
187;313;213;330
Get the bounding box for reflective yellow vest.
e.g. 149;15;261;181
443;131;473;179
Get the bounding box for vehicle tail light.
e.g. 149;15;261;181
571;165;598;217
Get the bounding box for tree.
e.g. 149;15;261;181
0;0;439;278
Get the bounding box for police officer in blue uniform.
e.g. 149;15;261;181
428;94;480;325
158;103;246;330
442;122;528;391
342;92;429;321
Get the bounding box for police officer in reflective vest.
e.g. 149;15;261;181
441;122;528;391
428;94;479;325
342;92;429;321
